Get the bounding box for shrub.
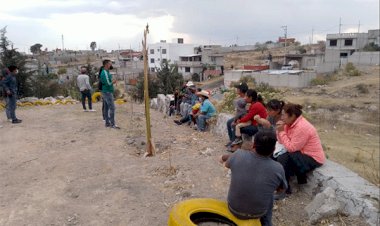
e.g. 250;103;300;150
345;63;361;77
356;84;369;94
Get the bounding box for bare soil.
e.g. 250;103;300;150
0;98;369;225
2;66;378;226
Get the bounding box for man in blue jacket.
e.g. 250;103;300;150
2;65;22;124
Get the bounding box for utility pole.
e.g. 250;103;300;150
61;34;64;51
142;24;155;157
339;17;342;34
311;27;314;45
281;25;287;65
358;20;361;33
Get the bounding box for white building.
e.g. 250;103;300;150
148;39;198;72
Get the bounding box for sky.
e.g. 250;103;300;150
0;0;379;53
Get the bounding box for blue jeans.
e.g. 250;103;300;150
196;114;211;131
226;117;235;141
5;96;11;119
102;92;115;126
229;197;273;226
80;90;92;110
240;125;259;137
6;95;17;120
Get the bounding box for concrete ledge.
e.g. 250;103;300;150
308;160;379;226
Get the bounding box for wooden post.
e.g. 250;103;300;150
142;24;155;157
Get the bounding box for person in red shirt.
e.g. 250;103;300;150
231;89;267;145
276;103;325;194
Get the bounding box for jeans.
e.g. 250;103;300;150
229;197;273;226
196;114;211;131
80;90;92;110
240;125;259;137
102;92;115;126
6;95;17;120
226;117;235;142
5;96;11;119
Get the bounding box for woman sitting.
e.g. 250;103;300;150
275;103;325;194
231;89;267;145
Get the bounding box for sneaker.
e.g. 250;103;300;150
274;191;286;200
7;119;12;122
111;125;120;129
105;124;111;127
0;125;3;128
12;119;22;124
174;120;182;125
89;109;96;112
193;125;198;131
83;109;88;112
225;141;233;147
231;137;243;145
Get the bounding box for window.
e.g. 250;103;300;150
344;39;353;46
185;67;190;72
329;39;337;46
162;49;167;54
150;58;155;63
340;52;348;58
150;49;154;54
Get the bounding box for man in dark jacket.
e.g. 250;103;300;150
2;65;22;124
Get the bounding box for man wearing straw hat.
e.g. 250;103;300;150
195;90;216;131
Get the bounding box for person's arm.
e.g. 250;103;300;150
85;76;92;90
254;115;272;128
219;154;231;168
2;75;11;95
101;70;112;86
277;123;310;152
239;105;257;123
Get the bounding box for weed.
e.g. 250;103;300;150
345;63;361;77
356;84;369;94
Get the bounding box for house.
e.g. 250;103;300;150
148;39;198;72
176;54;203;79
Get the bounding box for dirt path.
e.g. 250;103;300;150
0;103;367;226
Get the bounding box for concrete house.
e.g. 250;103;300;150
148;39;198;73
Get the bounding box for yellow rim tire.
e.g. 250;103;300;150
168;198;261;226
92;92;102;103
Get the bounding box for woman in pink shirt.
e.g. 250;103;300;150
276;103;325;194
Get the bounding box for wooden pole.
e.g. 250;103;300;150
142;24;155;157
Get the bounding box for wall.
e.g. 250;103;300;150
348;51;380;65
224;70;317;88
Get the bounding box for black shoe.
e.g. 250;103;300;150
225;141;233;147
111;125;120;129
12;119;22;124
231;137;243;145
105;124;111;127
174;120;182;125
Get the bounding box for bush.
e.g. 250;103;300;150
356;84;369;94
345;63;361;77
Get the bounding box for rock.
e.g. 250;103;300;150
127;139;135;145
368;105;378;112
305;187;341;224
150;98;158;109
157;94;166;113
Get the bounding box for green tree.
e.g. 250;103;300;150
30;43;42;54
0;26;32;97
131;72;159;102
90;41;97;51
156;60;183;95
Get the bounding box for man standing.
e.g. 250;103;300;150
2;65;22;124
77;66;95;112
100;60;119;129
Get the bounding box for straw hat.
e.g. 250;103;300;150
186;81;194;87
196;90;210;98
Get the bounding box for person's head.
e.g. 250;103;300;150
8;65;18;75
266;99;285;117
234;82;248;95
245;89;263;104
80;66;87;74
102;60;112;70
281;103;303;125
253;131;277;156
189;86;196;93
196;90;210;101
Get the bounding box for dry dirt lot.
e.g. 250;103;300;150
1;66;378;226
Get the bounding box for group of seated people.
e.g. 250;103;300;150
220;82;326;226
172;81;216;132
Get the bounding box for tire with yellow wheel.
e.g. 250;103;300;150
168;198;261;226
92;92;102;103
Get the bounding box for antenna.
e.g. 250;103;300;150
339;17;342;34
358;20;361;33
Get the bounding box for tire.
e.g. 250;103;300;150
168;198;261;226
92;92;102;103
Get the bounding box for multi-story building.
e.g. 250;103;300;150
148;39;198;73
176;54;203;79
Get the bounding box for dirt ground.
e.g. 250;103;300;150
0;96;370;225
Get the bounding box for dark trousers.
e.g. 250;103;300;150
277;151;321;190
102;92;115;126
226;117;235;142
6;95;17;120
240;125;259;137
81;90;92;110
229;198;273;226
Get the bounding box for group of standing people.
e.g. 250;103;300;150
0;65;22;127
220;81;325;226
173;81;216;132
77;59;120;129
